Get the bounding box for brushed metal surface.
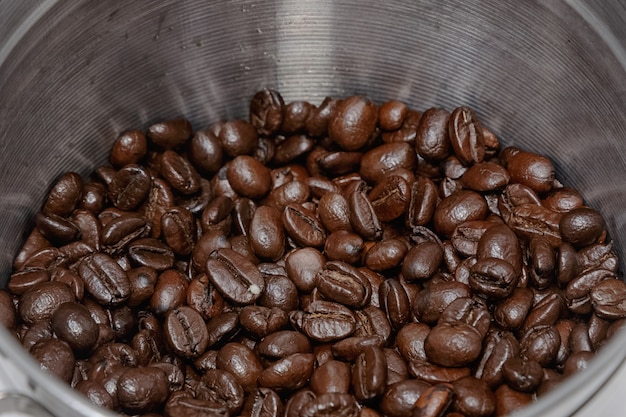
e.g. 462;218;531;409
0;1;625;416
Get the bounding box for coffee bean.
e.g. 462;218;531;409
43;172;84;217
240;387;284;417
164;306;208;358
207;248;265;305
150;269;188;316
434;190;488;237
160;150;201;195
218;120;259;157
227;155;272;199
461;161;510;192
249;205;285;261
250;89;284;136
300;393;359;417
216;342;263;392
188;130;223;175
117;366;169;413
368;175;410;222
559;207;605;248
416;108;451;162
108;165;152;210
110;130;148;168
360;142;417;183
283;203;327;248
379;100;408;131
407;176;438;227
381;380;431;417
290;301;356;342
505;150;555;194
239;306;288;339
148;119;192;150
35;212;80;245
316;261;370;308
30;338;75;383
452;376;495;417
425;322;483;367
51;302;98;355
352;346;387;400
329;96;377;151
448;106;485;166
259;352;315;391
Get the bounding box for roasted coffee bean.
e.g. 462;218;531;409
239;306;287;339
352;346;387;400
164;306;208;358
460;161;510;192
164;392;228;417
249;205;285;261
402;241;444;281
563;351;595;376
110;130;148;168
566;268;614;315
502;357;543;392
425;322;483;367
78;254;132;307
35;212;80;245
323;231;364;265
43;172;83;217
117;366;169;413
108;165;152;210
290;301;356;342
329;96;377;151
0;290;16;329
201;195;233;234
379;100;408;131
240;387;284;417
474;330;520;388
300;393;359;417
206;311;240;347
331;335;385;361
285;248;326;293
379;279;411;330
282;203;327;248
259;352;315;391
316;261;370;308
250;89;284;136
257;273;298;312
348;186;383;241
127;238;175;271
51;301;98;355
30;338;75;383
360;142;417;183
309;360;351;395
188;130;223;175
381;380;432;417
542;187;584;213
150;269;188;316
494;384;532;416
148;118;192;149
257;330;311;360
590;278;626;319
494;287;534;330
434;190;488;237
439;297;490;338
407;176;439;227
318;192;352;233
216;342;263;392
452;376;495;417
415;108;451;162
368;175;410;222
451;220;496;258
160;150;202;195
469;257;518;299
364;238;407;272
448;106;485;166
227;155;272;199
75;380;115;410
505;150;555;194
414;281;471;324
197;368;245;414
411;383;455;417
218;120;259;157
207;248;265;305
559;207;605;248
521;325;561;367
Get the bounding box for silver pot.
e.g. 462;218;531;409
0;1;625;416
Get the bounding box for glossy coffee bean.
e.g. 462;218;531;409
381;379;431;417
43;172;83;217
250;89;284;136
290;301;357;342
216;342;263;392
360;142;417;183
51;301;98;355
249;205;285;261
207;249;265;305
117;366;169;413
425;322;483;367
316;261;370;308
108;165;152;210
188;130;223;175
416;108;451;162
452;376;495;417
559;207;605;248
329;96;377;151
150;269;188;316
164;306;209;358
30;338;75;383
219;120;259;157
434;190;488;237
505;150;555;194
310;360;351;395
448;106;485;166
352;346;387;400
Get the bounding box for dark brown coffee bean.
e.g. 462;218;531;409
368;175;410;222
35;212;80;245
239;306;287;339
590;278;626;319
439;297;490;338
147;118;192;149
452;376;495;417
329;96;377;151
318;192;352;233
300;393;359;417
259;352;315;391
360;142;418;183
563;351;595;376
101;213;150;254
117;366;169;413
476;223;522;274
494;384;532;416
150;269;188;315
13;229;51;271
474;330;520;389
323;231;364;265
285;248;325;293
219;119;259;157
140;178;175;238
566;268;614;315
305;97;336;138
352;346;387;400
402;241;444;281
240;387;284;417
308;360;350;396
250;89;285;136
559;207;605;248
249;205;285;261
542;187;584;213
79;181;107;214
164;306;209;358
502;357;543;392
520;325;561;367
460;161;510;192
381;380;431;417
505;150;555;194
75;380;115;410
365;238;408;272
406;176;438;228
378;279;410;330
207;248;265;305
51;301;98;355
316;261;370;308
79;254;130;306
197;368;245;415
164;391;228;417
108;165;152;210
127;238;175;271
425;322;483;367
227;155;272;199
160;150;201;195
217;342;263;392
414;281;471;324
469;257;518;299
416;108;451;162
206;311;240;347
411;383;454;417
290;301;357;342
494;287;534;330
31;338;75;383
330;335;384;362
188;130;223;175
448;106;485;166
378;100;408;131
434;190;488;237
0;290;16;329
43;172;83;217
283;203;327;248
110;130;147;167
8;269;49;296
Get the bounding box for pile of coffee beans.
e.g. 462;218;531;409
4;89;625;417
